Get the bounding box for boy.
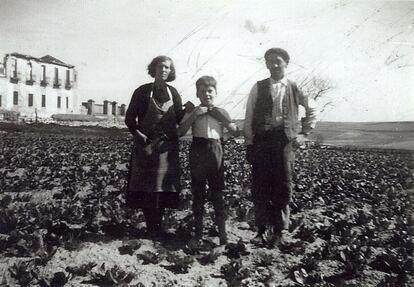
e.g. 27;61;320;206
177;76;240;245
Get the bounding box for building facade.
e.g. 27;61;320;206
0;53;79;119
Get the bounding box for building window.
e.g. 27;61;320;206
42;65;46;80
53;67;60;88
13;91;18;105
28;93;33;107
41;65;47;86
103;101;108;114
42;94;46;107
28;63;33;80
10;59;18;83
66;97;69;109
65;69;71;89
57;96;61;108
13;59;17;78
26;63;34;85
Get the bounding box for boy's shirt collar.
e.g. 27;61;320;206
269;77;288;86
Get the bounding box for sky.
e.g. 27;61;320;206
0;0;413;121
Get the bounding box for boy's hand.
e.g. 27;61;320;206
208;107;231;124
194;106;208;116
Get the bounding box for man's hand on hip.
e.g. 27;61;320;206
293;134;309;149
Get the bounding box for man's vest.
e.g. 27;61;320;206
252;78;300;141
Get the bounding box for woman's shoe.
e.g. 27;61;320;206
266;231;283;249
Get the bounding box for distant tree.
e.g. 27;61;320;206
297;74;334;113
295;74;335;145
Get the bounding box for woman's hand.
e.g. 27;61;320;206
134;129;148;145
246;145;254;164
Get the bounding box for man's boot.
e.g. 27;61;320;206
250;225;266;246
266;227;283;249
217;218;227;245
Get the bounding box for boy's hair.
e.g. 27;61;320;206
147;55;176;82
264;48;290;64
196;76;217;92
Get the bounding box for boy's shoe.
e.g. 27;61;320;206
144;225;158;238
154;228;175;240
188;238;203;249
219;235;228;245
250;232;266;247
144;230;160;240
208;226;219;237
145;225;174;240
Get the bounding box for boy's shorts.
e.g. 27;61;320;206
189;137;224;191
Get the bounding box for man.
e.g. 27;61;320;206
244;48;316;247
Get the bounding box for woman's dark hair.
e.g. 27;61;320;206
147;55;176;82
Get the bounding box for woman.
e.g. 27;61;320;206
125;56;185;237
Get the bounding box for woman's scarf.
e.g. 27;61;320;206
152;83;170;104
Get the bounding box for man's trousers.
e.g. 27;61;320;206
251;130;295;232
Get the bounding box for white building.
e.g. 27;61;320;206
0;53;79;119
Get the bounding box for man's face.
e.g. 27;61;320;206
154;60;171;82
197;85;217;107
266;54;287;80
